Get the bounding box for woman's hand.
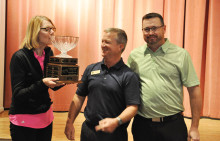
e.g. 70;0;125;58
43;78;65;88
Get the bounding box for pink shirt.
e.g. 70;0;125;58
34;50;45;74
9;50;54;129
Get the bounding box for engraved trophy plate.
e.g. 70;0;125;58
46;36;80;83
49;56;78;65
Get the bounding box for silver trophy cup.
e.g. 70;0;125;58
46;36;80;83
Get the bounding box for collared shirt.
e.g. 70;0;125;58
127;39;200;118
76;58;140;125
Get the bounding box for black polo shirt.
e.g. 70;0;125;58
76;58;140;125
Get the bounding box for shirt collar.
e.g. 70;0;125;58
144;38;170;55
101;58;124;70
160;38;170;53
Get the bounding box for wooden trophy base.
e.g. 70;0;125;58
46;57;80;83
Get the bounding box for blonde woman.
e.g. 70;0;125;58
9;16;64;141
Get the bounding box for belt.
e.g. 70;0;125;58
136;112;182;123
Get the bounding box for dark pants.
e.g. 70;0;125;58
81;120;128;141
10;122;53;141
132;114;188;141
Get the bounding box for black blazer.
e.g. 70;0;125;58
9;47;60;115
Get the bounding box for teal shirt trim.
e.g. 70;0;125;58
127;39;200;118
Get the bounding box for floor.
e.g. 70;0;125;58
1;110;220;141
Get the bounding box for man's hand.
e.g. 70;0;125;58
64;121;75;140
95;118;118;133
188;127;200;141
42;78;65;88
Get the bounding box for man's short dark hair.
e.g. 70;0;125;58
142;13;164;26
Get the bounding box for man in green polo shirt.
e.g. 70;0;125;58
127;12;202;141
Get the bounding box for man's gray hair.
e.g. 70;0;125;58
104;28;127;53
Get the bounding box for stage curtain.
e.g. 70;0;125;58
4;0;220;118
202;0;220;118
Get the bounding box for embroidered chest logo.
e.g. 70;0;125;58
91;70;101;75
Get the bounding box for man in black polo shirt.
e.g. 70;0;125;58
64;28;140;141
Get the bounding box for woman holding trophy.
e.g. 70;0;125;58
9;15;65;141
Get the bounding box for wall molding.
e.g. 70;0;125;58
0;0;6;113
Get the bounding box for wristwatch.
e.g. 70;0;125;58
116;117;123;125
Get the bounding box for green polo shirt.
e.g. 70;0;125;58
127;39;200;118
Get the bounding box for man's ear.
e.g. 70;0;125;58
119;44;125;52
163;25;166;34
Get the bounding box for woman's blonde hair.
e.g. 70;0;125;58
19;15;55;49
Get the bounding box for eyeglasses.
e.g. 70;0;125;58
142;25;163;33
40;27;56;32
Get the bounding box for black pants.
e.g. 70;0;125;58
10;122;53;141
132;114;188;141
81;120;128;141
